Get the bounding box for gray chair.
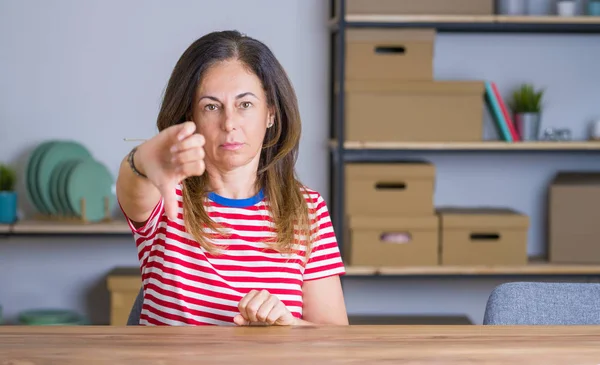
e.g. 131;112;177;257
483;282;600;325
127;287;144;325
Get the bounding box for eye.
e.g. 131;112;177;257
240;101;252;109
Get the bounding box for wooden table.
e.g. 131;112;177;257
1;325;599;364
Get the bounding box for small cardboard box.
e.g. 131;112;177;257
106;267;142;325
346;29;435;82
346;0;494;15
345;215;439;266
438;208;529;266
549;172;600;264
346;162;435;215
345;80;485;142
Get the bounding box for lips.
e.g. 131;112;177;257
221;142;244;150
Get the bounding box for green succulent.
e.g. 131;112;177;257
0;164;16;191
510;84;544;113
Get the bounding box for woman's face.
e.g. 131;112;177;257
192;59;273;173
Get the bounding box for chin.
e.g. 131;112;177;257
217;154;256;170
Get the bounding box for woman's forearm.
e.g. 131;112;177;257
115;148;161;226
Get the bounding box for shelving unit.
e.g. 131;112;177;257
328;0;600;275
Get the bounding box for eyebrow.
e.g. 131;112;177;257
198;92;258;103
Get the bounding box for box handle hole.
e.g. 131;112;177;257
375;182;406;190
470;233;500;241
374;46;406;55
380;232;412;244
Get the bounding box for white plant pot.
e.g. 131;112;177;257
589;118;600;140
557;1;577;15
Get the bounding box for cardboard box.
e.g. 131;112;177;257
346;29;435;82
106;267;142;325
345;80;485;142
346;162;435;215
345;215;439;266
549;172;600;264
438;208;529;266
346;0;494;15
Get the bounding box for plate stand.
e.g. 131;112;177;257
34;196;113;224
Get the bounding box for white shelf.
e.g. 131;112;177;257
345;260;600;276
0;219;131;235
332;140;600;151
344;14;600;25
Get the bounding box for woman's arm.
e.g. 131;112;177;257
300;275;349;325
116;148;162;228
116;121;205;226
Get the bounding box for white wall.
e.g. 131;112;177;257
0;0;330;205
1;0;600;325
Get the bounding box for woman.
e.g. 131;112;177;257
116;30;348;326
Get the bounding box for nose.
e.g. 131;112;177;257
221;107;238;132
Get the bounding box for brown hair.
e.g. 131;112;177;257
156;30;315;260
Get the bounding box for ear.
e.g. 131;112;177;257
267;108;275;128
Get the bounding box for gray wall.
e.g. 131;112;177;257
1;0;599;325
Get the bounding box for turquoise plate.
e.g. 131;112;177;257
49;160;70;216
58;160;84;216
36;141;92;215
24;141;56;214
51;158;93;216
18;309;86;325
65;160;115;222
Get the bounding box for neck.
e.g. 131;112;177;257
205;159;260;199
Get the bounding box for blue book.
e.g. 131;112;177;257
484;81;512;142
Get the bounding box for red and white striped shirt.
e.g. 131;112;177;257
120;184;346;326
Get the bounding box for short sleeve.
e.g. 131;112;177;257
118;196;165;269
303;192;346;281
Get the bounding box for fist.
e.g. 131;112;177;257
234;289;297;326
135;121;205;220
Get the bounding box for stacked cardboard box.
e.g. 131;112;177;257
437;207;529;266
344;28;485;142
343;163;530;267
344;162;439;267
106;267;141;325
548;172;600;264
346;0;494;16
340;9;529;266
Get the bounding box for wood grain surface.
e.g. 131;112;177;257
1;325;599;365
344;14;600;24
332;140;600;151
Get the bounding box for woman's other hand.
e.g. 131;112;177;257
234;289;297;326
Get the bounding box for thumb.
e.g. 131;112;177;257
168;121;196;142
233;314;248;326
158;180;180;221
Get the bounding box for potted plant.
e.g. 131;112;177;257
510;84;544;141
0;164;17;224
589;0;600;15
